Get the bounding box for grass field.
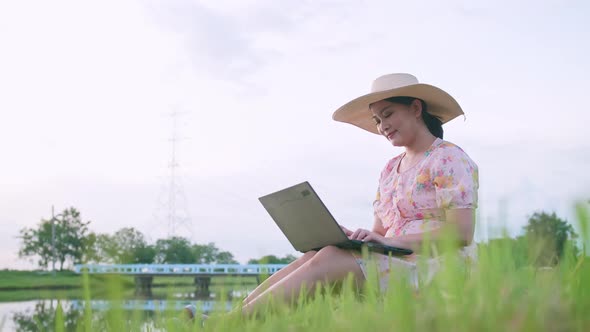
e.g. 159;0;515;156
11;239;587;331
0;270;257;302
0;270;84;290
4;204;589;331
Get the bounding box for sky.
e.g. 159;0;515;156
1;0;589;268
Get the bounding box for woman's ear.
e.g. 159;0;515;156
411;99;423;118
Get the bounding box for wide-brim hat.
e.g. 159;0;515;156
333;73;464;134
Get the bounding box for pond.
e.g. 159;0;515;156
0;290;246;331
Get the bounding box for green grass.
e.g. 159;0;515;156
25;250;586;332
4;203;590;331
0;270;257;302
0;270;83;290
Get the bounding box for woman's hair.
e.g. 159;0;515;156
384;96;443;139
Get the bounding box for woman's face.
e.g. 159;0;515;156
370;99;422;147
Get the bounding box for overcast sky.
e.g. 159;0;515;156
1;0;589;268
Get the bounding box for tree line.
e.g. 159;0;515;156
18;207;296;270
18;207;582;271
485;211;580;267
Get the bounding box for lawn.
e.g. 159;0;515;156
0;270;83;290
5;205;589;331
11;242;588;331
0;270;258;302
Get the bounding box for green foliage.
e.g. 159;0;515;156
484;236;539;270
93;228;156;264
134;245;158;264
86;228;237;265
12;301;82;332
17;207;277;267
524;211;578;266
18;208;93;270
247;254;298;265
7;204;590;331
24;230;589;331
150;238;240;264
10;205;590;331
192;242;238;264
215;251;239;264
155;236;194;264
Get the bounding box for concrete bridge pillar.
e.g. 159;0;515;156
134;276;153;296
194;276;211;297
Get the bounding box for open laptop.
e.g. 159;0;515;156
258;181;413;256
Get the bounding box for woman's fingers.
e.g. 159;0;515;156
362;232;384;244
351;229;370;240
351;229;361;240
362;233;377;242
340;225;353;236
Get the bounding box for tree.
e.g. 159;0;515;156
93;233;118;264
248;254;298;264
215;250;239;264
95;227;156;264
133;244;157;264
81;232;99;263
155;237;194;264
524;211;578;266
19;207;92;270
190;242;239;264
191;242;221;264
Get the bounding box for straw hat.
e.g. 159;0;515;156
184;304;196;319
332;73;464;134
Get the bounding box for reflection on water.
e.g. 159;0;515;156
69;298;233;313
10;301;81;332
2;290;247;331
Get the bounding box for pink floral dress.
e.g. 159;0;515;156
353;138;479;290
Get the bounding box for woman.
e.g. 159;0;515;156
241;73;478;315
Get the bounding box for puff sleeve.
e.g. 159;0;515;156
432;146;479;209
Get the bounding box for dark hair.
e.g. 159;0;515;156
384;96;443;139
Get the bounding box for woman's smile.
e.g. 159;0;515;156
386;130;397;140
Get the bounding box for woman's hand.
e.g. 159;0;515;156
350;228;385;243
339;224;353;236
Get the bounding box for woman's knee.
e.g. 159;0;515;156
291;250;317;268
304;246;362;279
299;250;317;263
307;246;345;267
302;250;317;259
318;245;343;256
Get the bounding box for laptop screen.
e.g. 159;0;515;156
259;182;349;252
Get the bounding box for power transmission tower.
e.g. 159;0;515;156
153;109;193;239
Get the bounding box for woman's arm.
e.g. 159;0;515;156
372;214;387;236
361;208;475;252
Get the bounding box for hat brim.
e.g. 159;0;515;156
332;83;464;135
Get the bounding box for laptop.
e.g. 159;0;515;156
258;181;413;256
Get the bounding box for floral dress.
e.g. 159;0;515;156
352;138;479;290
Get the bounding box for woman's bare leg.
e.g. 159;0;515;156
241;246;363;315
243;251;317;305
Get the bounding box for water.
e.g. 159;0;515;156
0;301;42;331
0;290;246;331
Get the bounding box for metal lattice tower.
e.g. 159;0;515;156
161;109;192;238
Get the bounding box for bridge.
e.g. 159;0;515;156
74;264;288;296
